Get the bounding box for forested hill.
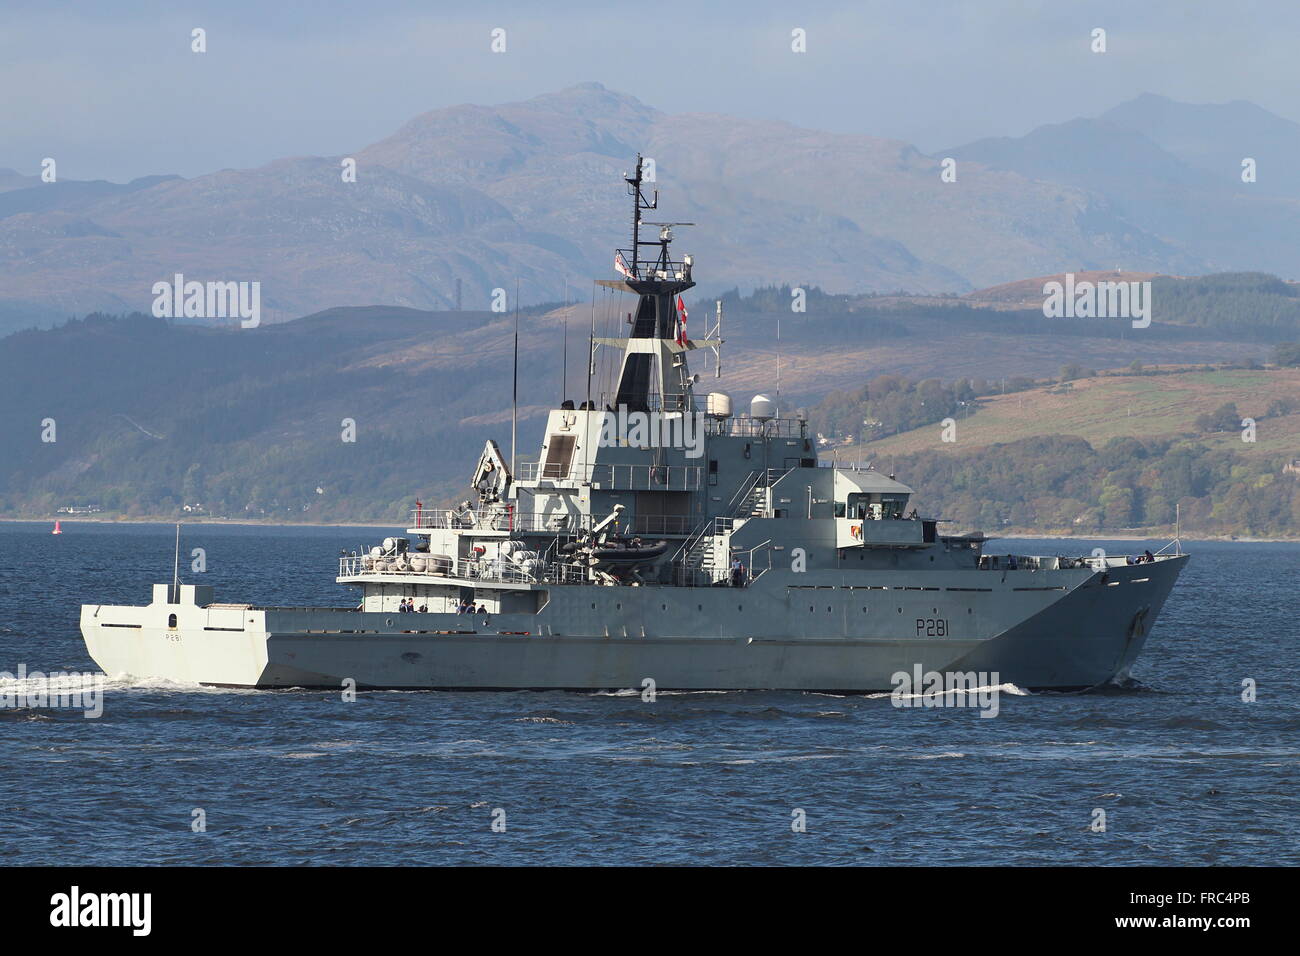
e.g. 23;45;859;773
815;366;1300;539
0;290;1294;529
1147;272;1300;335
0;308;548;521
715;272;1300;339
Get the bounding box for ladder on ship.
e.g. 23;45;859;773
671;468;792;584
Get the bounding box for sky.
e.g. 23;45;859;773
2;0;1297;183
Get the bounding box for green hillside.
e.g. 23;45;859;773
834;367;1300;459
824;367;1300;538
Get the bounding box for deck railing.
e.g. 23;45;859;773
709;417;807;439
339;554;589;585
409;508;590;533
978;552;1180;571
518;461;703;491
613;251;692;283
406;508;691;536
536;398;810;440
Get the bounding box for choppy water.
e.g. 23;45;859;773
0;521;1296;865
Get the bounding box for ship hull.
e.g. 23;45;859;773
81;556;1186;692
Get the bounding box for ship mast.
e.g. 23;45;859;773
608;154;697;414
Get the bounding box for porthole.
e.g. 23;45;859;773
738;605;743;612
809;606;814;613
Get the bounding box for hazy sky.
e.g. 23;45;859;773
3;0;1297;183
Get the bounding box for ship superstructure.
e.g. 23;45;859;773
81;156;1188;691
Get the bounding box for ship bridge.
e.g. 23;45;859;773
336;152;958;596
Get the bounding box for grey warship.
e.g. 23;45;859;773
81;156;1188;691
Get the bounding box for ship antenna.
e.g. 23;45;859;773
1175;502;1181;555
776;314;781;400
625;154;657;277
715;299;723;378
561;277;568;405
511;277;519;476
585;281;596;475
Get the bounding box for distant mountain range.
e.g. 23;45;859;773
946;93;1300;280
4;86;1300;335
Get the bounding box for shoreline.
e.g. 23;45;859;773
986;531;1298;544
2;516;1296;543
0;517;402;529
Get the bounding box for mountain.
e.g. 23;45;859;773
0;175;181;219
0;168;39;193
1101;92;1300;201
946;95;1300;278
354;83;1213;295
0;158;583;329
0;84;1249;333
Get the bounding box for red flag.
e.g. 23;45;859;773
614;252;634;278
675;296;688;346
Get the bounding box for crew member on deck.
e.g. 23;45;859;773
730;558;747;588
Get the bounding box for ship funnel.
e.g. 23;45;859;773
750;394;777;422
706;392;732;419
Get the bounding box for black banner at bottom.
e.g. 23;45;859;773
2;865;1279;940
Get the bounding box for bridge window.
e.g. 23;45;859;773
847;492;909;520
